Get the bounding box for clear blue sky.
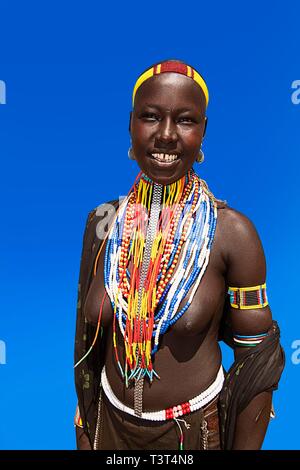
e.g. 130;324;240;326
0;0;299;449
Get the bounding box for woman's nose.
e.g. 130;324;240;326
157;117;177;143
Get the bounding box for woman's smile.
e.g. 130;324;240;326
130;72;207;185
147;151;181;168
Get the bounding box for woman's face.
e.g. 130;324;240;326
130;72;207;185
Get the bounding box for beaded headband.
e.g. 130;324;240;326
132;60;209;108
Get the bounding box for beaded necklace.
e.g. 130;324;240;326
104;168;217;387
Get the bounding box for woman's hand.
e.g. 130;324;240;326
75;426;92;450
232;391;273;450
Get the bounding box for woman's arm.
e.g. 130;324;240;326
74;209;97;450
223;208;274;450
75;426;92;450
232;390;272;450
74;202;118;450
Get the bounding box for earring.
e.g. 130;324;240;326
128;147;135;160
196;148;204;163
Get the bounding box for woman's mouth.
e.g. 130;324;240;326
148;152;180;167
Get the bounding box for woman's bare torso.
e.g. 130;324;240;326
84;206;228;410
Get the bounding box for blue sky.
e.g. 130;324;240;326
0;0;299;449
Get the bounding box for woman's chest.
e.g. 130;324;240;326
83;228;226;337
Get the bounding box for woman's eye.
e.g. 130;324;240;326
178;117;194;123
141;113;159;121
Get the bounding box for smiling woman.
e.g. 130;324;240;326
130;65;207;186
74;59;285;450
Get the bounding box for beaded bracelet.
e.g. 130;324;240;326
74;404;84;428
233;332;268;347
228;283;268;310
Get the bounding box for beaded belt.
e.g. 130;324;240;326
101;366;224;422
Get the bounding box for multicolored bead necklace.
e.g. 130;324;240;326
104;168;217;387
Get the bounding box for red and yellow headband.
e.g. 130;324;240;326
132;61;209;108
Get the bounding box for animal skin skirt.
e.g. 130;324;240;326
94;389;221;450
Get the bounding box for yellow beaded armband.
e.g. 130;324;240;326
228;283;268;310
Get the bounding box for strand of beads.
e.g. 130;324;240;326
104;168;217;382
153;189;217;353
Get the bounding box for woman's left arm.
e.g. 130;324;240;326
223;208;274;450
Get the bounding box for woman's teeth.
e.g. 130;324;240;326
151;153;178;162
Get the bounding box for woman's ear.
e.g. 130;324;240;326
203;116;208;138
128;111;132;134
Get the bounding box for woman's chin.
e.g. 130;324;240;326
137;159;187;186
143;169;181;186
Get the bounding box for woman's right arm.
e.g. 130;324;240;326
74;201;119;449
75;426;92;450
74;210;97;450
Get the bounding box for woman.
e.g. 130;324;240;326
74;60;284;450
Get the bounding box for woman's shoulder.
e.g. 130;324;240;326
85;198;120;226
216;204;264;268
217;204;259;238
81;199;120;250
201;179;257;238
